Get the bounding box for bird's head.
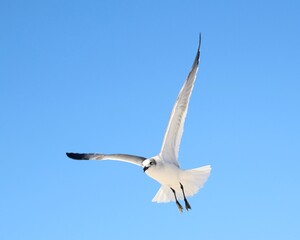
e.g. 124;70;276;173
142;158;157;172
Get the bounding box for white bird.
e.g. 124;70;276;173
67;34;211;212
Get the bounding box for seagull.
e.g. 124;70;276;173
67;34;211;212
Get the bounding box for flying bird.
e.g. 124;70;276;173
67;34;211;212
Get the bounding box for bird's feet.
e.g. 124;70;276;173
176;200;184;213
184;198;192;211
179;183;192;211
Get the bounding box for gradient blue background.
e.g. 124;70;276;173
1;0;299;239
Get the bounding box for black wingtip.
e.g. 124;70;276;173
66;152;89;160
66;152;76;159
198;32;202;50
192;33;201;68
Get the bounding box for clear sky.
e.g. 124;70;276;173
1;0;299;239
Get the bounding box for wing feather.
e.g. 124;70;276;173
66;152;146;166
159;34;201;166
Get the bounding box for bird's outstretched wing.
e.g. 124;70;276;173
66;152;146;166
159;34;201;167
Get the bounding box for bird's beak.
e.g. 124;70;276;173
143;166;149;172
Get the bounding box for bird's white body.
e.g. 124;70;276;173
144;155;211;203
144;157;181;186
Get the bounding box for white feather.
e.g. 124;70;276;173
152;165;211;203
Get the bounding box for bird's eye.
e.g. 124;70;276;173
150;161;153;165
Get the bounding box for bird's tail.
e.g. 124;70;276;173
152;165;211;203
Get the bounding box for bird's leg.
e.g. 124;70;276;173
180;183;191;210
170;187;183;213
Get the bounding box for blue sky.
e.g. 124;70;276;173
1;0;299;239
